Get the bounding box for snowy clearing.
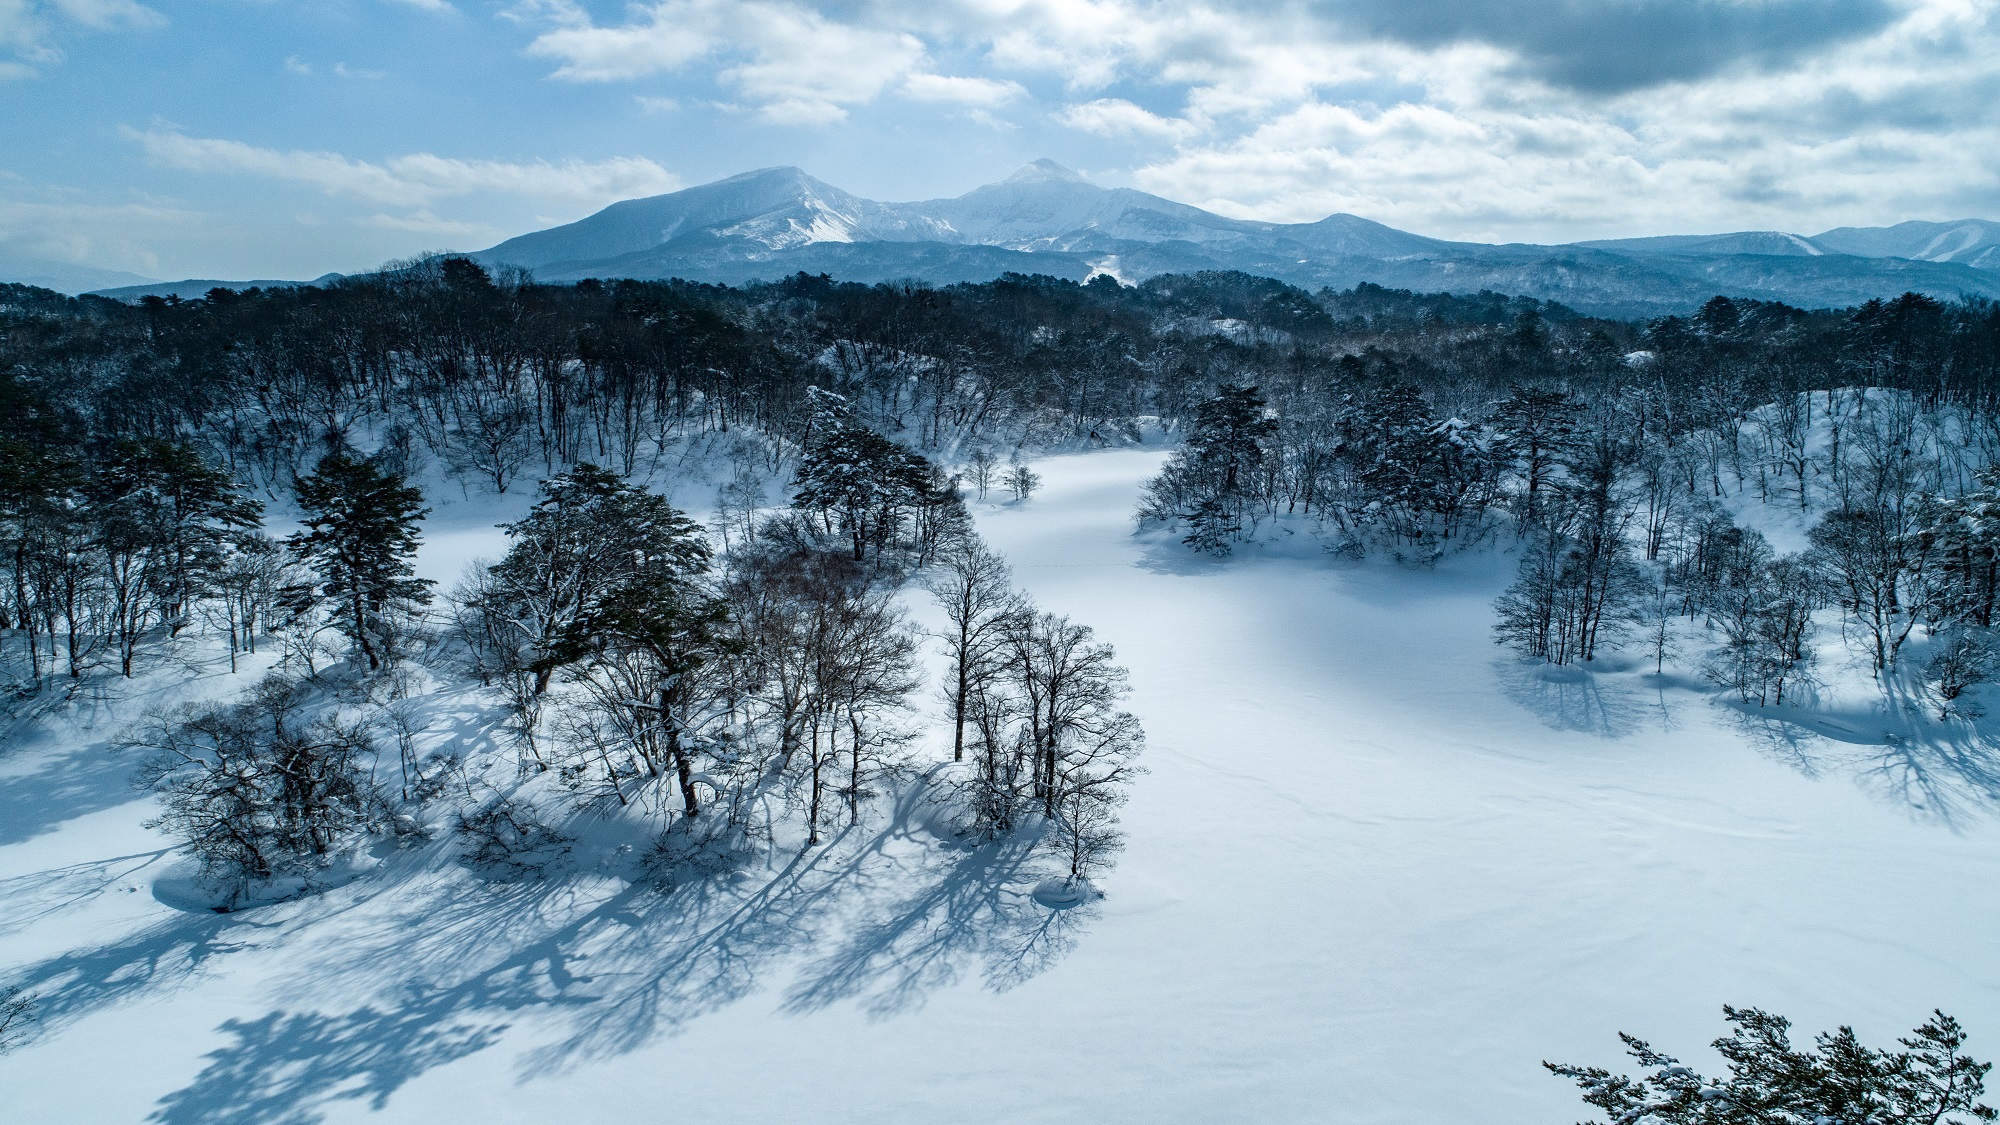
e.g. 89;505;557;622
3;444;1998;1123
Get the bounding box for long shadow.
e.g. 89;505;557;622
1494;659;1645;738
0;639;263;847
14;774;1099;1122
4;906;279;1040
0;730;151;848
0;848;173;939
149;998;510;1125
1726;697;2000;828
781;785;1074;1017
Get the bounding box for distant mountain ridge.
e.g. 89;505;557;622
467;161;2000;318
54;163;2000;317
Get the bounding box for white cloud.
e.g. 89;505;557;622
1;0;161;76
524;0;720;81
332;61;386;79
45;0;2000;259
0;196;198;273
284;55;311;75
527;0;924;122
124;127;681;208
45;0;160;31
357;209;488;236
1056;98;1198;141
901;72;1023;105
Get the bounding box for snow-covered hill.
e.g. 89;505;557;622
1813;219;2000;269
3;446;1996;1124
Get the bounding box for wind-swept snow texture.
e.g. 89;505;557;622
4;447;1999;1123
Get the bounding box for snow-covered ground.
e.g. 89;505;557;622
4;446;1999;1123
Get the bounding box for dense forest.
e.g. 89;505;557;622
6;259;2000;899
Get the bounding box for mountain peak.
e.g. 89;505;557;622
1005;159;1087;185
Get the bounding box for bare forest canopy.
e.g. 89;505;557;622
4;264;1997;484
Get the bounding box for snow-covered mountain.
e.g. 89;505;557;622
478;166;951;272
1811;219;2000;269
471;162;2000;317
476;160;1459;285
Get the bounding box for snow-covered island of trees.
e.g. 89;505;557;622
2;265;1997;1123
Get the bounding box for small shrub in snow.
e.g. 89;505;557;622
0;986;34;1053
455;798;574;877
1928;632;1993;719
128;675;388;899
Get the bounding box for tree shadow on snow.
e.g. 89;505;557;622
149;999;511;1125
5;776;1089;1123
779;787;1087;1018
0;739;150;847
1129;529;1236;577
0;848;174;939
1726;699;2000;828
1493;659;1646;738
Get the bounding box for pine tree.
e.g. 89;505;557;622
1548;1007;1995;1124
1139;383;1276;552
1491;386;1580;528
480;464;678;693
546;495;732;820
286;451;432;672
792;388;933;560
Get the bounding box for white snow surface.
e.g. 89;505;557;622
4;446;2000;1123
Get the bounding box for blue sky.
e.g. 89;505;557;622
6;0;2000;281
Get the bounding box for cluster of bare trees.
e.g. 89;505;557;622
925;537;1145;879
1482;380;2000;714
0;436;273;686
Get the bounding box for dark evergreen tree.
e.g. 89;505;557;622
1139;383;1277;553
474;464;675;693
792;388;936;561
1490;385;1580;527
547;495;732;820
1548;1007;1994;1125
286;451;432;672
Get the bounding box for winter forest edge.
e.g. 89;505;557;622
3;261;2000;1122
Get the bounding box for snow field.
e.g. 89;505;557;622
0;443;1996;1123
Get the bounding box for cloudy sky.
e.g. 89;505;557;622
5;0;1999;280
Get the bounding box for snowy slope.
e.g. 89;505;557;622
1813;220;2000;269
3;447;1999;1123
